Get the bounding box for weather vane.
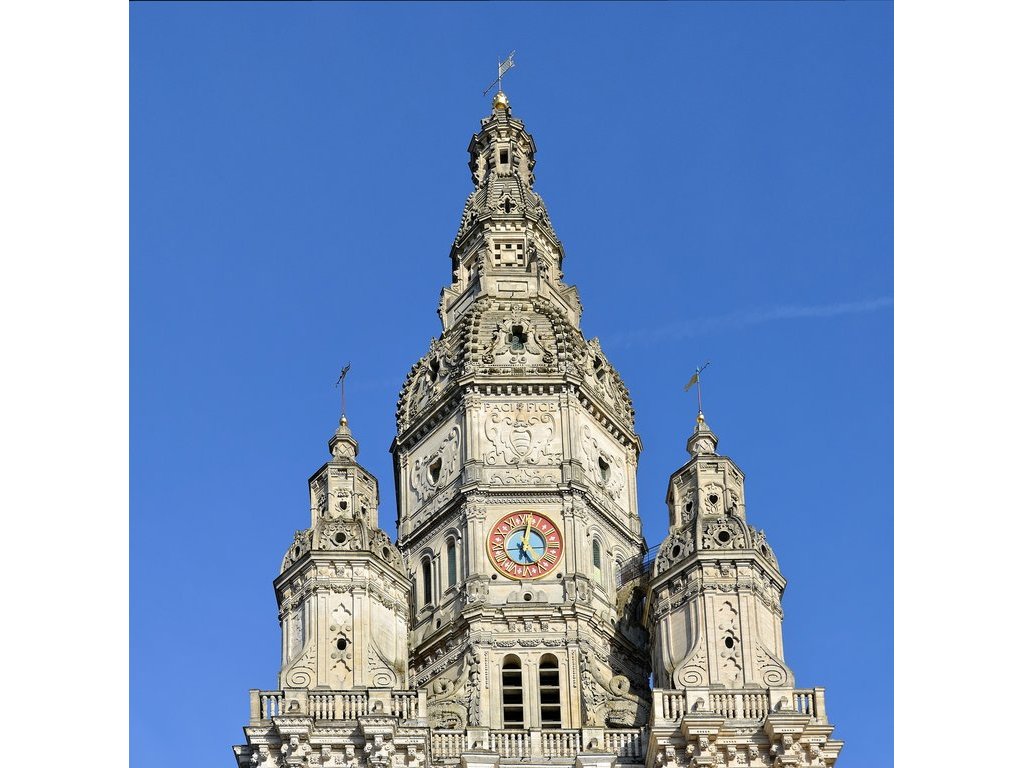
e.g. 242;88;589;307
483;51;516;96
684;361;711;418
335;363;351;420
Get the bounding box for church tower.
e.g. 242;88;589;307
232;85;844;768
392;91;650;762
642;412;844;767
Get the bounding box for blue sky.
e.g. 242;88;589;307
131;3;892;766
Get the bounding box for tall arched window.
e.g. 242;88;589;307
421;556;432;605
538;654;562;728
446;540;457;589
592;539;603;582
501;655;524;728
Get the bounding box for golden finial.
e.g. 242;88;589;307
492;90;510;111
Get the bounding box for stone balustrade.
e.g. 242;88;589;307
429;728;644;762
430;730;468;759
603;728;645;759
248;688;427;723
654;687;828;724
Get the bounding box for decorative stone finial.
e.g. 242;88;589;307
686;411;718;457
328;416;359;460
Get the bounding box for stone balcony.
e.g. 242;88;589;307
249;687;427;723
653;686;829;725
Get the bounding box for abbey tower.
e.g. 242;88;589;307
233;92;843;768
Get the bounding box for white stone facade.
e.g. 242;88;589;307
232;94;843;768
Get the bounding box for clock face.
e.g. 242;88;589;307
487;511;564;579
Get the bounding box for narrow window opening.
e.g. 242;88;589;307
447;540;457;588
428;457;442;484
501;656;525;729
538;655;562;728
592;539;603;582
422;557;433;605
598;455;610;482
500;149;509;164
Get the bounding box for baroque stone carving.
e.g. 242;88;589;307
578;423;626;500
410;426;460;502
480;307;555;365
716;601;743;686
484;408;559;465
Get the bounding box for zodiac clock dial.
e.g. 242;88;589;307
487;511;564;579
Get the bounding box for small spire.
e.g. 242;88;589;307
686;410;718;458
329;415;359;461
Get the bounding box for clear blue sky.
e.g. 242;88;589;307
131;3;892;766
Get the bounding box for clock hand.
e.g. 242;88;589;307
516;540;539;563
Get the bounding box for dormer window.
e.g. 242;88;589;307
509;325;526;351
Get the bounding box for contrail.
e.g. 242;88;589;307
603;296;893;349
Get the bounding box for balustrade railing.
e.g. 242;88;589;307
792;689;816;718
259;691;283;719
658;687;824;723
390;691;419;720
309;692;369;720
489;730;528;758
662;690;687;720
252;689;424;722
430;730;466;759
707;691;770;720
605;728;645;759
540;729;582;757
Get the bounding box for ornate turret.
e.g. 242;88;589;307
233;415;427;768
644;413;843;767
276;416;408;690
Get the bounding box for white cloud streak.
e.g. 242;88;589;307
603;296;893;349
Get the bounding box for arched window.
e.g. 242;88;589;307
446;540;457;589
421;556;432;605
501;655;524;728
592;539;603;582
538;654;562;728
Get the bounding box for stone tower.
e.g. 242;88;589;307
233;417;429;768
642;413;843;767
392;91;650;761
232;89;844;768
